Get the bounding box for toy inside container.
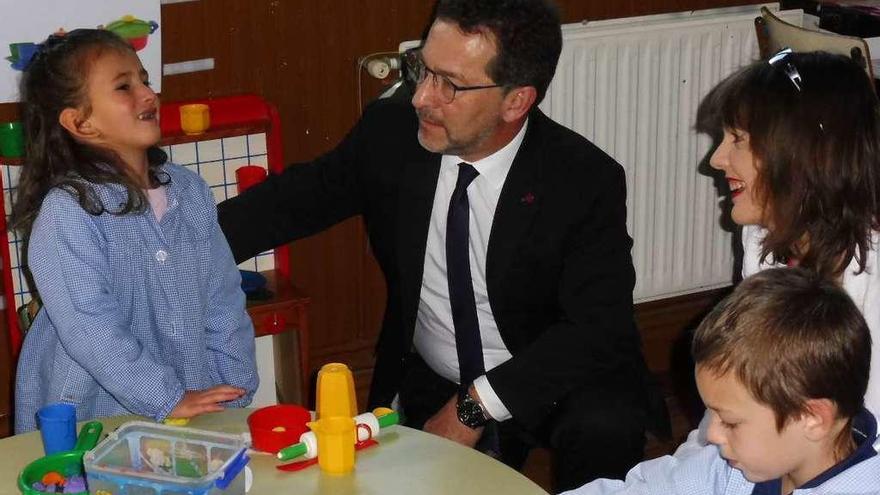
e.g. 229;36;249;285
83;421;249;495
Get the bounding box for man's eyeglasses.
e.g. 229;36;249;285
403;48;502;104
768;47;803;92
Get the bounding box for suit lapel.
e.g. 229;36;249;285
396;153;441;342
487;117;543;309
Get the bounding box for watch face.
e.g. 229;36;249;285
457;394;487;428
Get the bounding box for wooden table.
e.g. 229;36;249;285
2;408;548;495
245;270;311;405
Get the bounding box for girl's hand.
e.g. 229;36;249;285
167;385;246;419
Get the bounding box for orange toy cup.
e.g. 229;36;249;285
247;404;311;454
179;103;210;135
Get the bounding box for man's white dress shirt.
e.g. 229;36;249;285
413;120;529;422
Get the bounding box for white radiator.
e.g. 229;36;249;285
540;5;803;302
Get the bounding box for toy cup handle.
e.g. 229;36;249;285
74;421;103;451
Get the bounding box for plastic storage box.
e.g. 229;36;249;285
83;421;249;495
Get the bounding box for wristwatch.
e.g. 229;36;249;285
456;390;489;429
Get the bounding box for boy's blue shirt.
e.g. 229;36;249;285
563;409;880;495
14;163;258;433
751;408;877;495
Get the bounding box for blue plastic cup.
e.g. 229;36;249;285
37;403;77;455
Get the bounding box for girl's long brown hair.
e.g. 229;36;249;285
11;29;168;238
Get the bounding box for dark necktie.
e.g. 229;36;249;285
447;162;483;387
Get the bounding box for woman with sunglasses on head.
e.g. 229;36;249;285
674;49;880;456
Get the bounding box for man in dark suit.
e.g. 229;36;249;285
219;0;658;491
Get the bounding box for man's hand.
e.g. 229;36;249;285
167;385;245;419
423;393;483;448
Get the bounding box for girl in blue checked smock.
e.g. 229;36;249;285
12;29;258;433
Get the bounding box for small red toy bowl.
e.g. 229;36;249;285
247;405;311;454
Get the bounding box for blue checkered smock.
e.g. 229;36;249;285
15;163;258;433
562;410;880;495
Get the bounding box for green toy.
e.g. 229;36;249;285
18;421;103;495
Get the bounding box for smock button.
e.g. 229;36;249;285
155;250;168;262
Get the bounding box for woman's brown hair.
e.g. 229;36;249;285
700;51;880;278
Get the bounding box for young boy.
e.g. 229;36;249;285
564;267;880;494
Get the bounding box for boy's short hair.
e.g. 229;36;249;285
692;267;870;430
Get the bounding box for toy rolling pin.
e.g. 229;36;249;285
276;408;400;461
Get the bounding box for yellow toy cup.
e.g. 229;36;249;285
179;103;210;135
316;363;356;419
309;417;355;475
